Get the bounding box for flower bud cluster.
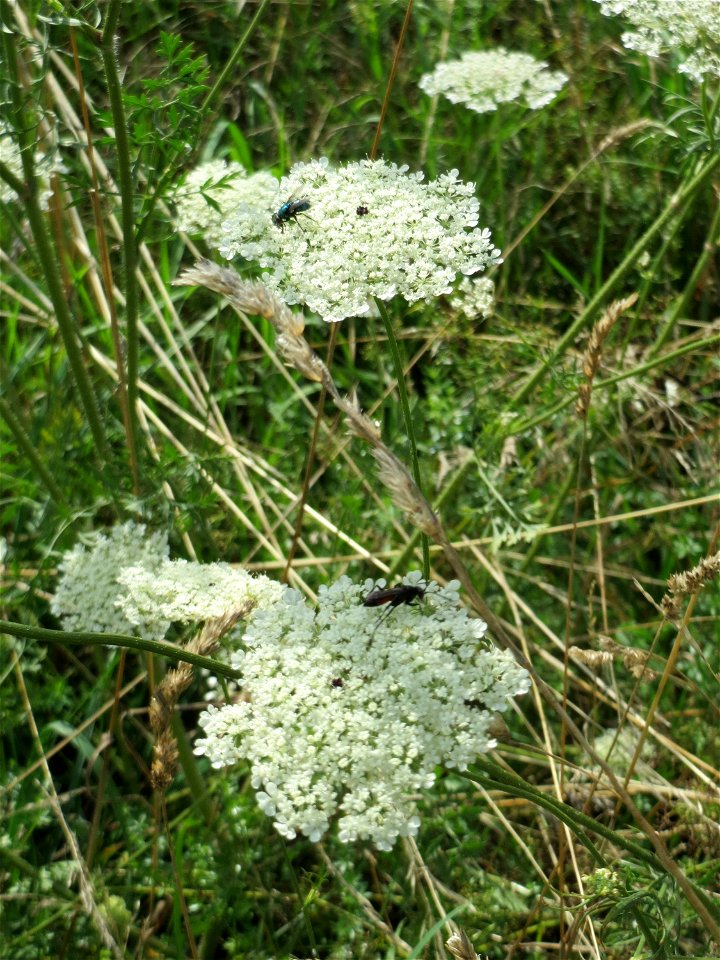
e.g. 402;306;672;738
195;573;530;849
450;275;495;319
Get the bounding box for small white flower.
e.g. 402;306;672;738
194;574;530;849
1;122;62;210
116;558;284;626
450;275;495;319
419;49;567;115
174;159;280;247
51;521;169;637
218;157;501;322
593;0;720;81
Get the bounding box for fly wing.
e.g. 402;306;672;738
362;587;398;608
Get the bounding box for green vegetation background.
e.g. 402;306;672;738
1;1;718;958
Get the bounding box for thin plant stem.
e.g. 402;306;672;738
375;298;430;578
0;619;241;681
0;393;66;505
649;195;720;356
101;0;141;491
69;26;138;492
283;323;339;581
1;2;111;465
370;0;414;160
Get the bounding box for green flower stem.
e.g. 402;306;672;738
511;331;720;435
201;0;272;116
1;3;111;465
649;194;720;356
470;754;655;868
512;151;720;405
0;394;66;505
375;298;430;579
621;198;691;353
0;620;241;681
172;714;214;824
471;755;719;933
101;0;140;491
0;14;110;461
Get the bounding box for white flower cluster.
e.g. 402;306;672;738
593;0;720;81
218;157;502;322
117;557;283;625
0;122;61;210
194;573;530;850
51;522;169;638
450;275;495;319
174;159;279;247
418;49;567;114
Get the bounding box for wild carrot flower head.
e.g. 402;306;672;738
174;159;279;247
51;522;169;637
418;49;567;114
593;0;720;81
218;157;502;322
116;558;283;625
194;573;530;849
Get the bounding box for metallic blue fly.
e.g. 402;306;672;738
272;196;311;231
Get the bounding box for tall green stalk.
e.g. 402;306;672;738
101;0;140;491
1;1;111;465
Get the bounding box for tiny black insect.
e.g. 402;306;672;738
272;196;311;231
356;205;369;216
363;582;428;636
363;583;426;609
331;677;344;688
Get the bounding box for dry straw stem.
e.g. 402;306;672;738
661;550;720;621
12;653;124;959
576;292;638;418
175;262;443;538
445;929;480;960
149;603;253;792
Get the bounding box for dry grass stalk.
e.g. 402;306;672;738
660;551;720;621
569;639;658;681
175;262;443;539
149;603;253;791
445;929;480;960
576;292;638;418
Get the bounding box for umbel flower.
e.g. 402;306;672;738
52;523;282;640
593;0;720;81
174;159;279;248
195;573;530;850
51;522;169;638
219;157;502;322
117;557;283;626
418;49;567;114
